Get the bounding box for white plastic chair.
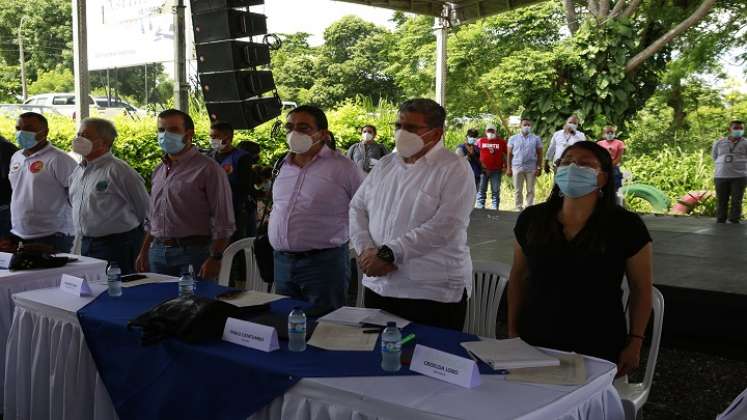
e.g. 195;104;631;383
717;387;747;420
349;247;365;307
217;237;263;292
463;260;511;338
614;286;665;420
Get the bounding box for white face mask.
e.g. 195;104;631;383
605;132;615;141
210;138;223;150
567;123;578;131
486;132;497;139
395;129;427;158
362;132;374;142
72;136;93;157
521;126;531;135
287;131;319;154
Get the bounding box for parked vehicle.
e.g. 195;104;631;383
22;93;147;119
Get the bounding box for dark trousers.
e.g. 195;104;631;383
364;288;468;331
715;177;747;222
81;227;144;274
273;243;350;311
0;205;11;238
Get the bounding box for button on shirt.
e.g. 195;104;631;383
69;152;150;237
8;143;76;239
547;130;586;162
712;137;747;178
508;133;543;172
147;146;235;240
349;141;476;303
270;145;364;252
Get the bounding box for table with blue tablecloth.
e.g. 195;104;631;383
4;278;625;420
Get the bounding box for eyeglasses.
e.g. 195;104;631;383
394;122;430;134
284;123;316;135
558;159;601;170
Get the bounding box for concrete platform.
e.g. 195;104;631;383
468;209;747;358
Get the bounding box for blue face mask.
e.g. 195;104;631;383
158;131;186;155
732;129;744;138
16;130;39;150
554;163;600;198
467;137;476;145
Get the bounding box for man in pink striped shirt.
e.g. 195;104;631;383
269;105;364;310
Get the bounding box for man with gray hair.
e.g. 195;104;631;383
350;98;476;330
69;118;150;273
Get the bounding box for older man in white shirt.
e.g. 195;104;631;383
350;98;475;330
545;115;586;172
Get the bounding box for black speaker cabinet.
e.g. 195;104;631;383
200;70;275;102
206;97;282;129
193;10;267;43
195;40;271;72
191;0;263;14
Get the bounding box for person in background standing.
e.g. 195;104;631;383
270;105;364;310
9;112;76;253
597;126;625;193
476;124;507;210
135;109;235;278
0;134;18;239
69;118;149;274
507;119;543;211
712;120;747;224
455;128;482;191
546;115;586;173
347;125;388;173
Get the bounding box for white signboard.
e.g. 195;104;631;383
86;0;194;71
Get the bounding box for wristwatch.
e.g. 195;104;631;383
210;252;223;261
377;245;395;264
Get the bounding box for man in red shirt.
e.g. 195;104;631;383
476;123;507;210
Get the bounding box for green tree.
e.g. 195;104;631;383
27;67;73;95
270;33;317;104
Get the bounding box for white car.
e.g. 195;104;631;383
23;93;146;119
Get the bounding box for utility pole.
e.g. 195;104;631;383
434;10;448;107
144;63;148;105
72;0;90;120
173;0;188;112
18;17;28;102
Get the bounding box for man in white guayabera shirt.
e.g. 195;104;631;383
350;98;476;331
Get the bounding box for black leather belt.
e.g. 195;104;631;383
153;236;211;247
277;247;337;259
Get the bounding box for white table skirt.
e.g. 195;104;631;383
0;255;107;413
5;286;625;420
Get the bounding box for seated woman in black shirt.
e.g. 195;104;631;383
508;141;653;377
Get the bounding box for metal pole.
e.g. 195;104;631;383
72;0;90;120
173;0;188;112
144;63;148;105
106;69;111;105
434;15;448;106
18;17;28;102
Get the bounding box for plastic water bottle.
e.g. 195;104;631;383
288;307;307;352
178;265;195;297
106;262;122;297
381;321;402;372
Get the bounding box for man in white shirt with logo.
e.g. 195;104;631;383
69;118;150;273
545;115;586;173
9;112;76;253
350;98;476;330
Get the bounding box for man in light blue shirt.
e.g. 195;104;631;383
507;118;544;211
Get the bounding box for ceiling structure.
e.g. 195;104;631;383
335;0;548;24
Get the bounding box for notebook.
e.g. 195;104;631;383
460;338;560;371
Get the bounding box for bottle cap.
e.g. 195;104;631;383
387;321;396;327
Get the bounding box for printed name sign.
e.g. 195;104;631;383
59;274;93;297
0;252;12;269
222;317;279;352
410;344;481;389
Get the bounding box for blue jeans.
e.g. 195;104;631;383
273;243;350;311
477;170;502;209
81;227;144;274
148;242;210;277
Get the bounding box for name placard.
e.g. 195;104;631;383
0;252;12;269
59;274;93;297
410;344;480;389
222;317;279;352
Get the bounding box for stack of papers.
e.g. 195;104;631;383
308;322;378;351
121;273;178;288
460;338;560;371
218;291;285;307
507;353;587;385
319;306;410;328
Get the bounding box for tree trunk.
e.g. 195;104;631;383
667;77;688;131
625;0;717;73
563;0;579;34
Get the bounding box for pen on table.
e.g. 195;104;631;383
399;333;416;346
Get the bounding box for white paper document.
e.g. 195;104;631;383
506;353;587;385
319;306;410;328
218;291;285;307
307;322;378;351
460;338;560;371
121;273;179;288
